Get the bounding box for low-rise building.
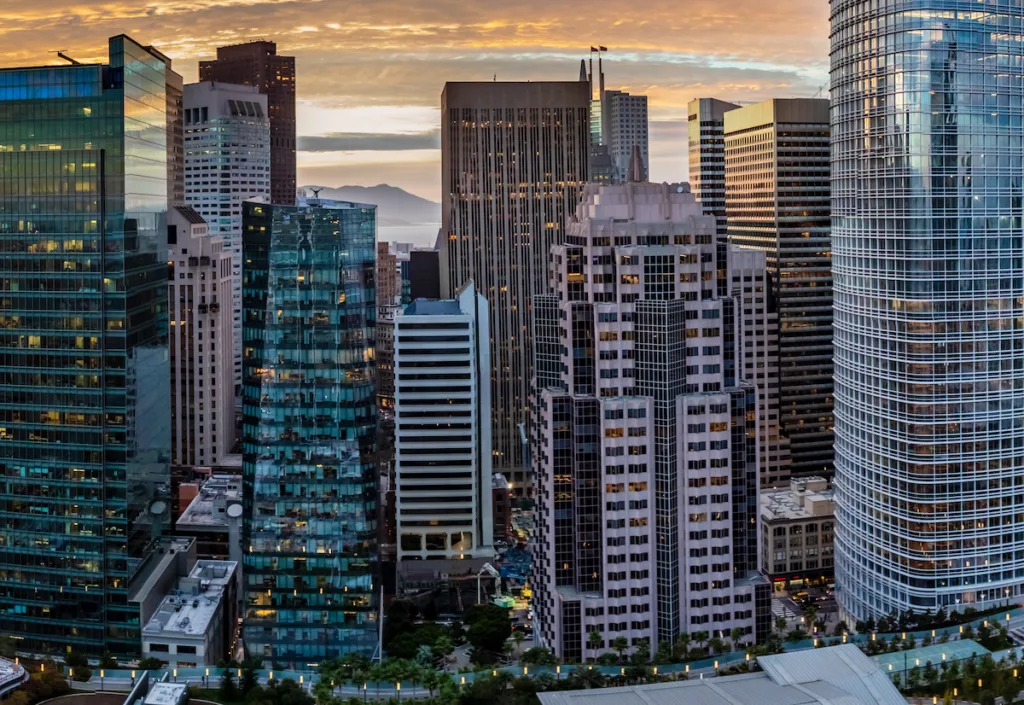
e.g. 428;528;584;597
140;560;238;667
175;474;244;562
760;476;836;593
130;537;238;667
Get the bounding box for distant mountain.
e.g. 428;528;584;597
301;184;440;227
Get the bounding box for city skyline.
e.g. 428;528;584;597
0;0;829;200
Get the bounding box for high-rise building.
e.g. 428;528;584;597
241;197;378;663
165;66;185;206
184;82;271;402
439;81;590;494
604;90;649;183
168;206;235;468
395;282;493;565
0;35;172;658
582;56;649;185
831;1;1024;620
532;176;769;660
199;41;296;206
687;98;739;240
409;249;441;300
725;99;833;479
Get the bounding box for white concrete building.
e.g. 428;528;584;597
394;282;494;564
140;560;238;667
168;206;235;468
183;81;270;401
532;174;770;661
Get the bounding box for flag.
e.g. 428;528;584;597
599;46;608;52
590;46;598;52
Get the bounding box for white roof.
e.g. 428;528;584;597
144;683;188;705
758;645;906;705
538;646;903;705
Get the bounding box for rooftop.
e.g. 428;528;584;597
538;645;904;705
143;682;189;705
762;476;836;522
142;560;237;639
177;474;242;528
402;298;463;317
173;205;206;225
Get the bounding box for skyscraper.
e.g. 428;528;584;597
604;90;649;183
832;1;1024;620
532;177;769;658
200;41;296;206
687;98;739;240
582;55;649;185
395;282;494;567
241;197;378;663
0;35;172;658
168;206;235;467
725;99;833;480
184;81;271;401
439;81;590;494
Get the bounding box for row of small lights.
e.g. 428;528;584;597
24;612;1019;695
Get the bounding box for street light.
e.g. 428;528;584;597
395;682;401;701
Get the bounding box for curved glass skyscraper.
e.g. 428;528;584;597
832;1;1024;619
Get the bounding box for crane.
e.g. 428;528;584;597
477;563;503;605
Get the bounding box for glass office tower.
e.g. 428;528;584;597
831;1;1024;620
0;35;171;658
241;197;378;663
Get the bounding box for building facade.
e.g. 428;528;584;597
183;82;270;401
395;283;494;564
831;0;1024;620
760;477;835;593
439;81;590;494
199;41;296;206
0;35;172;659
725;99;833;480
687;98;740;240
168;206;235;468
532;179;769;661
604;90;649;184
241;197;378;663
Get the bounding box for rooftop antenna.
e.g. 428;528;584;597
52;50;80;65
310;187;322;199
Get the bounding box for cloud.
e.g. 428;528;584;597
297;129;440;152
0;0;832;198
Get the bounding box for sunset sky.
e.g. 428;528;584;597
0;0;830;201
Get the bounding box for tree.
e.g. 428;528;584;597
707;636;725;655
432;634;454;661
673;633;691;661
520;647;555;666
138;657;165;670
774;616;787;635
465;604;512;662
730;627;746;652
241;662;259;695
832;620;848;637
611;636;629;662
588;630;604;654
512;630;526;657
99;653;118;669
0;637;17;659
653;640;673;665
220;668;240;702
65;652;89;669
692;631;710;655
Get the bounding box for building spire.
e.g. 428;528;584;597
628;144;646;183
579;59;587;83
